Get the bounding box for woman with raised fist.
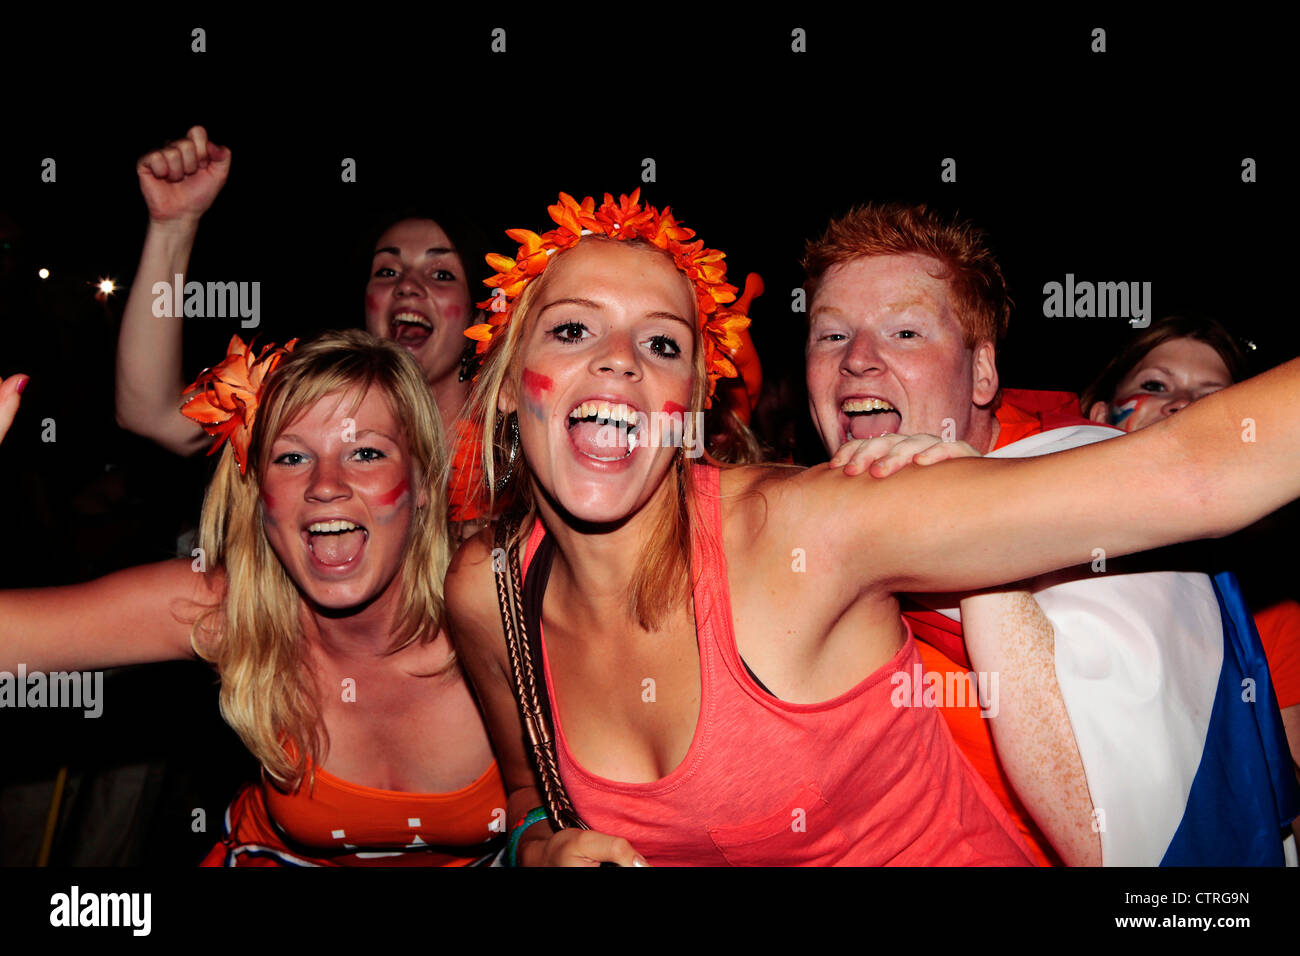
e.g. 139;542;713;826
113;125;491;525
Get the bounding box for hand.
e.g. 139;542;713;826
529;827;650;867
829;432;981;478
0;374;28;446
136;125;231;226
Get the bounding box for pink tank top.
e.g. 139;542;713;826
522;463;1035;866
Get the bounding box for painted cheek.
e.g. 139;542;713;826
1110;394;1152;432
442;302;465;325
259;489;281;525
662;401;686;416
373;478;410;508
521;368;553;423
364;290;387;331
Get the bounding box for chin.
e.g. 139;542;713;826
303;579;387;613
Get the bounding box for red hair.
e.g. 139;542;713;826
802;202;1011;347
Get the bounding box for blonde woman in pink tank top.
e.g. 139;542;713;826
442;192;1300;866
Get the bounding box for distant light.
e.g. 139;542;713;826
93;277;118;302
38;268;49;279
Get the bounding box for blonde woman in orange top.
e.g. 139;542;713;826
0;331;505;865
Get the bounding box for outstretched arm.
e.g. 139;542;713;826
115;125;231;455
776;357;1300;599
0;558;222;672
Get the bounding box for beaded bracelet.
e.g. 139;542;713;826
506;807;549;867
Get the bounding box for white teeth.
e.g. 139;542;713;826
567;401;639;428
308;520;361;533
841;397;898;414
391;312;432;329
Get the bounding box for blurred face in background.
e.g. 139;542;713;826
365;219;474;386
1088;336;1233;433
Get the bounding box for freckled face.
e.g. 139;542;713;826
805;255;995;453
1091;337;1234;433
501;241;696;525
260;387;426;611
364;219;473;385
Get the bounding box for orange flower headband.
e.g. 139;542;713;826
181;334;298;474
466;189;757;405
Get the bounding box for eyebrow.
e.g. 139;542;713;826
809;299;935;321
273;429;400;445
372;246;458;259
538;297;692;329
1139;365;1230;387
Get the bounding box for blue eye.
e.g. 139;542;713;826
1140;380;1167;392
273;451;306;466
352;447;386;462
896;329;919;339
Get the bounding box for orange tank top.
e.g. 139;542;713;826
201;757;506;866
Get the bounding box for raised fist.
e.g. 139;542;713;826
136;125;231;225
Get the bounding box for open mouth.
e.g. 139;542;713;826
390;311;433;350
566;400;642;462
841;397;901;440
305;519;369;569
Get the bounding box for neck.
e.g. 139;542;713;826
428;372;471;447
534;472;683;633
969;410;1000;454
299;576;410;662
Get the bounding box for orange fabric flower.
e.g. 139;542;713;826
468;190;760;408
180;335;298;474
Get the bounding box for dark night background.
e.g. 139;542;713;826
0;12;1291;867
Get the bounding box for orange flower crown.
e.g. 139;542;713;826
181;334;298;475
466;189;758;406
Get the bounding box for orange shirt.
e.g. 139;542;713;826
447;419;488;523
1255;599;1300;710
201;757;506;867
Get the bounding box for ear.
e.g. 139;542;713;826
971;340;999;406
1087;401;1111;424
498;374;518;416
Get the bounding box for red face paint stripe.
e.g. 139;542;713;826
375;478;410;507
522;368;553;400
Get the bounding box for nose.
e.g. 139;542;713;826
394;270;426;298
306;456;352;503
589;328;641;379
1162;392;1194;417
841;333;883;376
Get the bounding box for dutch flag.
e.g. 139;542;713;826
922;425;1300;865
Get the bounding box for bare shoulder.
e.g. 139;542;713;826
444;525;506;667
717;462;819;538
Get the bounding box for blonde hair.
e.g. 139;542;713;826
192;329;450;789
468;239;711;631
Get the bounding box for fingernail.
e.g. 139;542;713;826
15;375;30;394
632;856;649;867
